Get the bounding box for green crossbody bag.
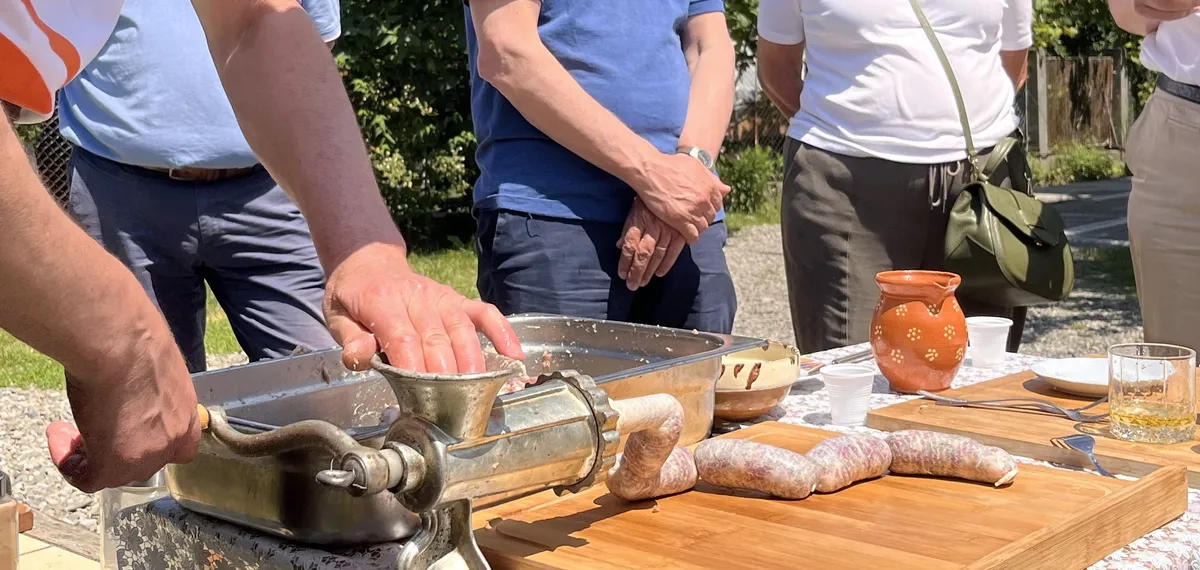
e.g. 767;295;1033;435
909;0;1075;308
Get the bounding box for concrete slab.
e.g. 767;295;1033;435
1035;178;1132;246
18;536;98;569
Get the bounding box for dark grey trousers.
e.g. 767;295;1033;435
68;147;336;372
781;138;1027;354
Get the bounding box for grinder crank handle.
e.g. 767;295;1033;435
202;405;367;458
201;405;423;496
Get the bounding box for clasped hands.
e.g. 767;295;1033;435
618;151;730;290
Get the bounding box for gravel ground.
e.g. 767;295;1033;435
0;352;249;528
0;223;1144;530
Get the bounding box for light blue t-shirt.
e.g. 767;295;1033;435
58;0;341;170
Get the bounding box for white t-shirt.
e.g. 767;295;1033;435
1141;14;1200;87
757;0;1033;164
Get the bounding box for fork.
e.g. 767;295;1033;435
916;390;1110;423
1051;434;1116;478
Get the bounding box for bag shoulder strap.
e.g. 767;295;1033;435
906;0;984;178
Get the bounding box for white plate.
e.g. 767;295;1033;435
1031;358;1109;397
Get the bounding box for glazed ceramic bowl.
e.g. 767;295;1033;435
714;341;809;421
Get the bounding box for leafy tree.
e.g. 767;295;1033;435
335;0;477;249
724;0;760;75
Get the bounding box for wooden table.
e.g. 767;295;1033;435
724;343;1200;570
104;343;1200;570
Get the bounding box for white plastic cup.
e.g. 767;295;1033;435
965;316;1013;369
823;364;876;426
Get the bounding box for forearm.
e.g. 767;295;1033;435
194;1;404;270
1109;0;1160;35
474;31;661;192
0;122;171;383
756;40;805;119
760;73;801;119
678;19;735;157
758;63;802;119
1000;50;1029;91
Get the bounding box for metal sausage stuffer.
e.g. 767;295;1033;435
202;354;621;570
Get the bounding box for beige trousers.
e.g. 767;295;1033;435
1126;89;1200;353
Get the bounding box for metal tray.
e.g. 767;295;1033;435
166;314;765;545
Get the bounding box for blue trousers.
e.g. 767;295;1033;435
67;147;335;372
475;210;737;334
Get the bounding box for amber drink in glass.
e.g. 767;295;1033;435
1108;343;1196;445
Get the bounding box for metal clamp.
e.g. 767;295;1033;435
531;370;620;496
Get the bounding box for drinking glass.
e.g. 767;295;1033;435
1108;343;1197;444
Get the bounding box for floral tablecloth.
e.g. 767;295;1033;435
724;343;1200;570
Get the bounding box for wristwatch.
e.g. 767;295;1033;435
677;146;715;171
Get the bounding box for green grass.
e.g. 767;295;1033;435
203;289;241;356
407;246;481;299
1;219;782;389
1076;246;1137;291
725;198;781;235
0;288;241;389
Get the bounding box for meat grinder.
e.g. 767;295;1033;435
201;353;624;570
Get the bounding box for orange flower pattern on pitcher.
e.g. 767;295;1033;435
869;271;967;394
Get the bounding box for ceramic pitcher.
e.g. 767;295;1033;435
870;270;967;393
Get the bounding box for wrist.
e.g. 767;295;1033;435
676;145;716;171
615;140;667;197
311;208;408;273
65;300;177;389
327;240;412;279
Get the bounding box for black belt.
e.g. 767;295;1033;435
1157;74;1200;105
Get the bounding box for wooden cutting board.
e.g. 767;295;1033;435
866;370;1200;487
473;422;1187;570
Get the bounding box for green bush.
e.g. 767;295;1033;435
1031;143;1126;187
717;145;782;214
335;0;477;250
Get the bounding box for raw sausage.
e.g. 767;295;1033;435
885;430;1018;487
694;439;822;500
804;434;892;493
607;395;699;501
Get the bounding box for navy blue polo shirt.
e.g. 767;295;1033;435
465;0;726;224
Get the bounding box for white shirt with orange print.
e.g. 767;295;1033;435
0;0;123;124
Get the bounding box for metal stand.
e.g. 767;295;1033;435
398;500;486;570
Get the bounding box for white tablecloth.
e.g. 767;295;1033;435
723;343;1200;570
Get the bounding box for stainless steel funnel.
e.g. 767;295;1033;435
370;353;524;441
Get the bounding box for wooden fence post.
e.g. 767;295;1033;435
1111;48;1132;149
1023;49;1050;156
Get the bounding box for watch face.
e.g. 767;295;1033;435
692;148;714;169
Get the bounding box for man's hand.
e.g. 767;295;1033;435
1135;0;1200;19
323;243;525;374
45;329;201;493
1;118;200;493
617;198;686;291
632;153;729;243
